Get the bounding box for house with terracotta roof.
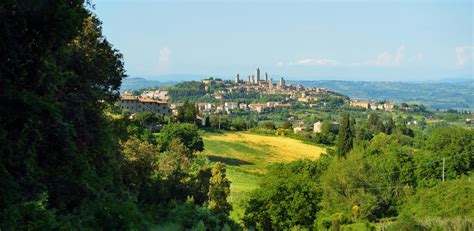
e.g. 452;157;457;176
119;96;171;116
350;100;370;109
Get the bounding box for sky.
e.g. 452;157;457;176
92;0;473;81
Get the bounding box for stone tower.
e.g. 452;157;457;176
279;77;285;88
235;74;240;83
255;68;260;84
265;72;268;82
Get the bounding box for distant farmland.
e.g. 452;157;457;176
198;132;326;222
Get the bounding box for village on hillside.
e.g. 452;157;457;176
119;68;396;115
115;68;427;134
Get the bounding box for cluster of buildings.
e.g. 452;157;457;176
170;101;292;115
291;120;340;134
234;68;286;89
350;100;394;112
139;89;169;101
118;94;171;115
204;68;334;103
118;68;398;119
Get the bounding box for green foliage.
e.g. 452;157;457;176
314;121;338;145
243;159;326;230
281;121;293;129
0;2;135;228
230;118;249;131
76;195;146;230
3;194;60;230
209;114;231;130
260;121;277;130
152;198;241;230
208;162;232;215
321;133;417;222
336;113;355;157
401;176;474;218
0;2;235;229
134;111;166;126
168;81;207;102
121;137;161;196
415;127;474;186
157;123;204;154
387;216;427;231
177;100;199;124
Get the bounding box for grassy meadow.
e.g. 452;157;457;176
198;132;326;222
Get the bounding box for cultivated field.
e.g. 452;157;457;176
198;132;326;222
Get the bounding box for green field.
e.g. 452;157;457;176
198;132;326;222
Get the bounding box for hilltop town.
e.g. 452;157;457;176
120;68;398;118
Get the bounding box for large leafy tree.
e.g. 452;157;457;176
177;100;198;124
415;126;474;186
244;159;325;230
321;134;416;222
0;1;131;227
156;123;204;154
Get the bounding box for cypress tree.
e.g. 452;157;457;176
336;113;355;158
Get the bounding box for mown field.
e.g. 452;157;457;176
198;132;326;222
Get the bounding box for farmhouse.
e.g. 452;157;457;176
118;95;171;116
350;100;370;109
198;102;213;112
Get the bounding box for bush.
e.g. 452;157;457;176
244;160;325;230
387;216;427;231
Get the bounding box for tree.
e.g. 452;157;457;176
385;117;396;135
208;162;232;215
159;139;192;180
415;127;474;186
177;100;198;124
209;114;229;130
230;118;247;131
368;112;386;134
314;121;337;145
134;112;165;126
281;121;293;129
156;123;204;154
0;3;141;228
336;113;355;158
244;160;325;230
261;121;276;130
121;137;161;195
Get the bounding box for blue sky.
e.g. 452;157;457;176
92;0;473;81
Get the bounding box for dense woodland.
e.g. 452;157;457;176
0;2;236;230
1;1;472;230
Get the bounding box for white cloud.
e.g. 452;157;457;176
293;58;338;66
455;46;473;66
368;45;405;67
158;47;171;71
277;58;338;67
279;45;423;68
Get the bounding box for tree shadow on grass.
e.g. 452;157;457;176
206;155;254;166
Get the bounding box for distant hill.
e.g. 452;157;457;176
120;77;177;92
291;80;474;111
120;77;473;111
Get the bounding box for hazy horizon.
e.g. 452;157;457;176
124;73;472;83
